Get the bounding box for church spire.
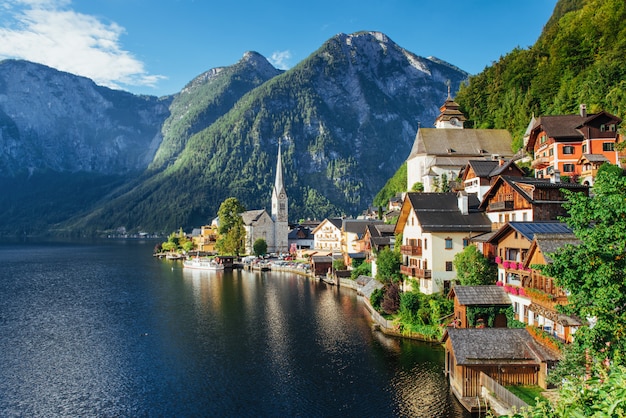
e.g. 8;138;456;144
274;141;285;196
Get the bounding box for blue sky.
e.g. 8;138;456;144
0;0;558;97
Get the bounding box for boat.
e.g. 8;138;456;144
183;257;225;271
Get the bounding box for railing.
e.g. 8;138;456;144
531;156;550;168
489;200;514;211
400;265;415;277
415;268;432;279
480;372;528;411
400;245;422;256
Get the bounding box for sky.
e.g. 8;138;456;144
0;0;558;97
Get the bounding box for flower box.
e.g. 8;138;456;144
503;260;511;269
495;256;502;264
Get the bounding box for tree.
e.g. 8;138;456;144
216;197;246;256
332;258;346;271
411;182;424;192
382;282;401;315
453;245;497;285
541;164;626;362
253;238;267;257
217;197;246;234
376;247;401;283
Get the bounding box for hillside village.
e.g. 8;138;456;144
175;94;625;414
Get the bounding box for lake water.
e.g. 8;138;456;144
0;239;469;417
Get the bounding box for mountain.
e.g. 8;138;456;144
0;60;171;175
60;31;468;235
454;0;626;146
0;32;468;236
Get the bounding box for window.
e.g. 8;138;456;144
540;134;547;144
445;261;453;272
445;238;453;249
563;145;575;154
582;144;587;153
610;124;617;132
549;148;554;156
601;124;607;132
462;238;469;248
563;164;575;173
424;239;427;250
603;142;615;151
523;212;528;221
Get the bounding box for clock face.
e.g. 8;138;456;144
450;117;458;126
279;193;285;199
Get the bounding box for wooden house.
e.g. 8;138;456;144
444;328;560;412
459;159;524;202
449;285;511;329
478;176;589;230
310;255;333;276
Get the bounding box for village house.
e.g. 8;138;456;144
190;222;219;253
444;328;560;413
406;95;514;193
478;175;589;230
517;233;583;343
459;159;524;202
360;223;396;277
287;225;315;251
525;104;622;185
341;219;383;267
394;192;492;294
312;218;343;254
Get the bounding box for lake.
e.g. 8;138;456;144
0;239;469;417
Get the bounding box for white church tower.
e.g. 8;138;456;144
271;142;289;253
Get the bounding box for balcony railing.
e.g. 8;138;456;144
531;156;550;169
400;245;422;256
488;200;514;211
400;265;415;277
415;268;432;279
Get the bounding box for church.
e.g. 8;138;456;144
406;94;514;192
241;144;289;254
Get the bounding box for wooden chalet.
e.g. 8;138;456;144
479;176;589;230
444;328;560;413
459;159;525;202
449;285;511;329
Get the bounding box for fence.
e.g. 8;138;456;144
480;372;528;411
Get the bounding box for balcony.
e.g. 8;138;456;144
531;156;550;169
415;268;432;279
488;200;514;211
400;265;415;277
401;245;422;256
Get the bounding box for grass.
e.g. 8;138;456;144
506;385;547;406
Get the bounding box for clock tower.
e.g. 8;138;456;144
271;142;288;252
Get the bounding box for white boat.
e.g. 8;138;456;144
183;257;225;271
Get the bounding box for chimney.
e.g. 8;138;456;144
551;169;561;184
457;191;469;215
580;104;587;118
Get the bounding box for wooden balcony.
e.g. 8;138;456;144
401;245;422;256
400;265;432;279
488;200;514;211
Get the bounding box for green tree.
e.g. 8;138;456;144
453;245;497;285
332;258;346;271
411;182;424;192
541;164;626;361
351;260;371;279
216;197;246;256
217;197;246;234
376;247;401;283
253;238;268;256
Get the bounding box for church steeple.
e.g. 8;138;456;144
271;142;288;223
434;85;466;129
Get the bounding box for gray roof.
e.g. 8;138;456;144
452;285;511;306
533;233;580;263
241;209;268;225
580;153;609;163
343;219;383;235
467;160;500;178
406;193;492;233
446;328;560;365
409;128;514;160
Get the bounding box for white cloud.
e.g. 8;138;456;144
0;0;165;90
268;50;291;70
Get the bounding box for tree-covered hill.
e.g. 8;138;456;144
455;0;626;149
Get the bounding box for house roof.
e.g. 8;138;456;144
403;193;492;233
451;285;511;306
241;209;269;225
579;153;609;164
408;128;514;160
487;221;573;244
343;219;383;235
479;176;589;210
466;160;500;178
532;233;580;264
445;328;560;365
312;217;343;234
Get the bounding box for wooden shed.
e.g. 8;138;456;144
310;255;333;276
448;285;511;328
443;328;560;412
